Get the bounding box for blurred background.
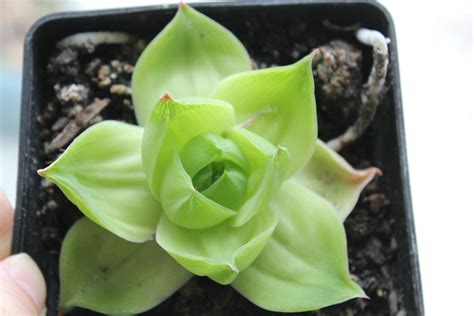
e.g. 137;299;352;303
1;0;472;315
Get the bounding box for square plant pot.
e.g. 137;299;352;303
12;1;423;315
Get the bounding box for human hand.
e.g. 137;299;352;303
0;189;46;315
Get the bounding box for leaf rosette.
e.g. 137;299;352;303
141;94;288;284
38;4;381;314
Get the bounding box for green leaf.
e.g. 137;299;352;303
180;132;248;179
179;132;249;210
60;217;192;314
232;180;366;312
142;96;236;195
212;54;317;176
294;140;381;220
142;96;237;229
155;207;277;285
38;121;161;242
225;127;289;226
132;4;252;125
201;167;247;210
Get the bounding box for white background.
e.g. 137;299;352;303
1;1;473;315
382;1;473;315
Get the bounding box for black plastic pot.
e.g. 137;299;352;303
13;1;423;315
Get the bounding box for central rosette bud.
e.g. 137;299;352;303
142;95;289;230
180;133;248;209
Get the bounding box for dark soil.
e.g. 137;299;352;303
35;15;405;316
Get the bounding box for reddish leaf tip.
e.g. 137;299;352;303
374;167;383;176
160;92;173;101
350;166;382;187
178;1;188;10
358;167;382;179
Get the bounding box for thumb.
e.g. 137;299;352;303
0;253;46;315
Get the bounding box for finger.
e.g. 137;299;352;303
0;253;46;315
0;189;14;260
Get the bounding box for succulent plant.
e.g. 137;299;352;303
38;4;380;314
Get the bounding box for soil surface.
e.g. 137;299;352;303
36;16;405;316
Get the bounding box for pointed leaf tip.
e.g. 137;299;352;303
160;92;173;101
350;167;382;185
297;52;316;68
178;1;189;10
37;167;49;177
229;264;239;273
294;140;382;220
374;167;383;176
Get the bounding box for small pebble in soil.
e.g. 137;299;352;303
56;83;89;103
110;84;132;95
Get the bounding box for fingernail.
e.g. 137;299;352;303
5;253;46;309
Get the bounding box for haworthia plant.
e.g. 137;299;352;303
38;4;381;314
